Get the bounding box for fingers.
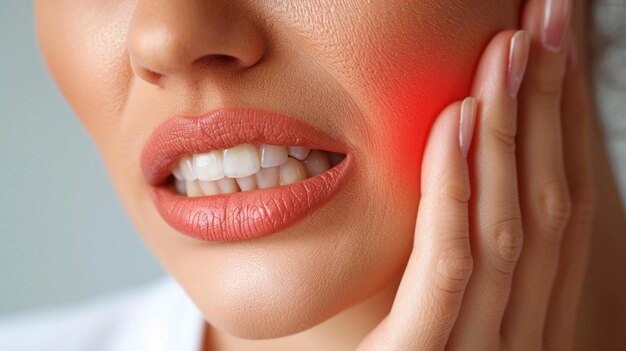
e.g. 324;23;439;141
447;30;529;350
357;99;476;351
544;38;596;350
502;0;573;346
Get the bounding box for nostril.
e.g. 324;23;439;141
141;68;162;83
193;54;248;70
129;56;163;85
210;54;238;64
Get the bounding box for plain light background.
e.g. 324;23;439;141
0;1;624;316
0;2;164;315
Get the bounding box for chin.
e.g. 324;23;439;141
200;276;344;339
151;203;415;340
192;264;384;340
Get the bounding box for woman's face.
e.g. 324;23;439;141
36;0;518;338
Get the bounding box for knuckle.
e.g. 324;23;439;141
485;115;517;155
569;184;597;228
435;175;471;206
525;69;565;104
537;179;572;244
433;244;474;295
488;217;524;275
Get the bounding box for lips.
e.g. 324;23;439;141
141;108;352;241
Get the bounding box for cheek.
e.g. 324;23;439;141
35;0;134;139
265;1;517;202
360;47;473;194
346;2;516;197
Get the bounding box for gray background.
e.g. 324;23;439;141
0;1;624;316
0;2;163;315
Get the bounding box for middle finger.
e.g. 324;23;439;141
502;0;572;347
447;30;529;350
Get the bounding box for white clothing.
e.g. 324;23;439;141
0;277;205;351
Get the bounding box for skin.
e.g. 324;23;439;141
34;0;626;350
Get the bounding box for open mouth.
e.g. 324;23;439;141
171;144;346;197
141;108;352;242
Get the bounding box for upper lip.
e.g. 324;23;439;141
141;107;349;185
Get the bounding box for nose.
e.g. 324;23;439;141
127;0;265;85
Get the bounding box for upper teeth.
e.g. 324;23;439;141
171;143;344;197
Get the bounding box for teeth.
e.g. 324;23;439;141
287;146;311;161
223;144;260;178
175;179;187;196
172;167;184;181
199;180;220;196
236;175;258;191
302;150;330;177
260;144;289;168
279;157;307;185
256;166;279;189
186;180;204;197
217;177;239;194
171;144;345;196
193;151;225;181
179;155;197;181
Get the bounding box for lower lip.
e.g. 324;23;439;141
150;156;352;242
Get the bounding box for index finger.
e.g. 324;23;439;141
358;98;476;351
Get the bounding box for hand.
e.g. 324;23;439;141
356;0;596;349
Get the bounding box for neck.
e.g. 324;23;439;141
203;275;401;351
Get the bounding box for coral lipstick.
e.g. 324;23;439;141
141;108;352;241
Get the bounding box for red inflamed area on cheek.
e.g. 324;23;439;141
366;52;473;196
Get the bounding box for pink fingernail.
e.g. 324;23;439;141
507;31;530;98
459;97;477;159
542;0;572;52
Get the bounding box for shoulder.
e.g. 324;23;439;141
0;277;205;351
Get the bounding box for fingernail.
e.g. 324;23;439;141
507;30;530;98
542;0;572;52
459;97;477;159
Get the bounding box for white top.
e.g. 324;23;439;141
0;277;206;351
